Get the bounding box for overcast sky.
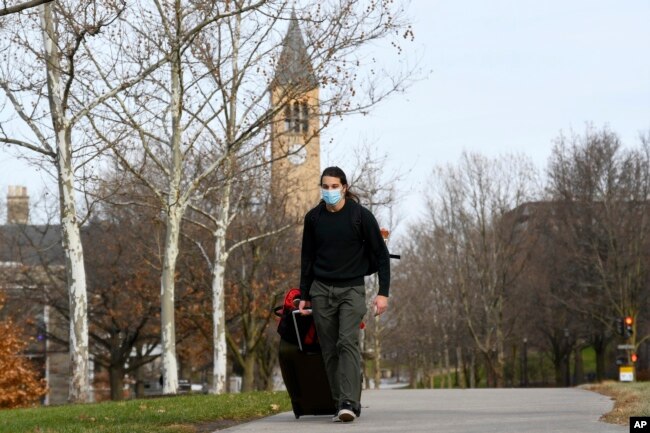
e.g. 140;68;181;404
1;1;649;232
323;0;650;233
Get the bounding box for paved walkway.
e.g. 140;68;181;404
217;388;626;433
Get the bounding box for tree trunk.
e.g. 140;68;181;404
496;336;506;387
469;351;476;388
593;339;607;382
109;366;125;401
264;366;275;392
160;205;182;394
134;363;145;399
242;352;256;392
41;3;90;403
210;245;227;394
408;362;417;389
159;15;188;394
456;346;466;388
360;328;370;390
553;357;563;386
574;346;584;385
444;346;452;389
372;315;382;389
210;174;233;394
62;180;90;403
484;353;495;387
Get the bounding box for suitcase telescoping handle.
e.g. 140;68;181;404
292;309;312;351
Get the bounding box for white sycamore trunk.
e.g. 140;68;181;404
210;230;228;394
210;14;240;393
210;183;232;394
160;37;185;395
41;3;90;403
160;204;182;394
59;133;91;403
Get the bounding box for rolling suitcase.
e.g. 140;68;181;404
278;337;337;418
275;289;364;419
275;289;337;418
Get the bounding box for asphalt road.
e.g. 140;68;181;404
216;388;627;433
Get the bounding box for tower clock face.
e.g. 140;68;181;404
288;143;307;165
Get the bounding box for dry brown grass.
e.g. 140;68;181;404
584;381;650;425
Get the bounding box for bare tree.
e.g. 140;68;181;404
0;0;161;402
82;210;162;400
88;0;280;395
347;143;405;389
423;152;538;387
184;159;291;393
0;0;53;17
91;0;414;394
546;127;650;377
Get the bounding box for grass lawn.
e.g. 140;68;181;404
585;381;650;425
0;391;291;433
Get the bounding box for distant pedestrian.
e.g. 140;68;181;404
298;166;390;423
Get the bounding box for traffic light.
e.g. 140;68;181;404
631;353;638;363
615;317;624;336
624;316;634;338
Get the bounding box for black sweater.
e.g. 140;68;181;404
299;199;390;300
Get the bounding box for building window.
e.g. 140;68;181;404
284;105;292;132
302;102;309;133
284;101;309;134
293;102;301;132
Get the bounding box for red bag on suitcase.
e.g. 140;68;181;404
274;288;319;351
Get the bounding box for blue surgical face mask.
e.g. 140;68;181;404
321;188;342;205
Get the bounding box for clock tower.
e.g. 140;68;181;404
270;12;321;219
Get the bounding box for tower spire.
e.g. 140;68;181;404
273;11;318;90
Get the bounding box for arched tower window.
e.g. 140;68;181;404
284;105;292;132
292;102;300;132
285;101;309;134
302;102;309;133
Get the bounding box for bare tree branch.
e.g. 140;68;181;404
0;0;53;17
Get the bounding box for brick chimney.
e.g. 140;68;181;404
7;185;29;224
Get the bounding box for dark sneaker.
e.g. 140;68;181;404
337;401;357;423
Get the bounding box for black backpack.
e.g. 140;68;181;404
308;201;399;275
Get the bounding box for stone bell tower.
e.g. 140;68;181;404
270;12;321;219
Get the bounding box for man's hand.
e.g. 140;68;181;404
373;295;389;316
298;300;312;315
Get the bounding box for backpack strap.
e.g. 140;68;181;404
351;200;363;239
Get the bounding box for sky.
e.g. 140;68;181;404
322;0;650;234
1;0;649;234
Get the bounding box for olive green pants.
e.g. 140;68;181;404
310;280;366;409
